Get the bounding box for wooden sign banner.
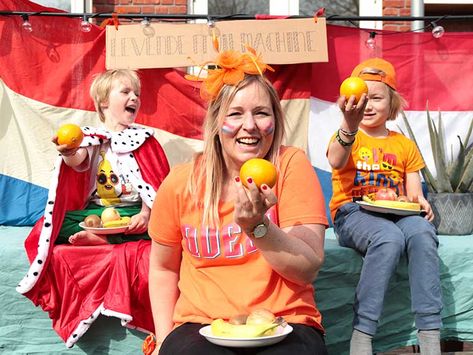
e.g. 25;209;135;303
106;18;328;69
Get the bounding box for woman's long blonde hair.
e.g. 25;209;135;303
188;75;285;227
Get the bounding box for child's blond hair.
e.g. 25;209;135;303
89;69;141;122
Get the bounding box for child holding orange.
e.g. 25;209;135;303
50;69;170;245
17;69;170;348
327;58;442;355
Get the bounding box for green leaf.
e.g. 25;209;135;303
400;111;438;192
456;141;473;192
399;108;472;193
427;110;453;192
448;136;465;191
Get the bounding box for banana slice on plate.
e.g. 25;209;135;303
371;200;420;211
361;195;421;212
210;319;279;338
102;216;131;228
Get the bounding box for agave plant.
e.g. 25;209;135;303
400;108;473;193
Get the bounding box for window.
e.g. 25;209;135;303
192;0;360;19
31;0;71;11
30;0;91;12
208;0;269;16
192;0;294;16
300;0;360;27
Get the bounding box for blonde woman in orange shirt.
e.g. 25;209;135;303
147;49;329;354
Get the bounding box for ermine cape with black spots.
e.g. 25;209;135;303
16;126;169;347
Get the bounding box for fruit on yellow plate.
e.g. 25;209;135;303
362;195;420;211
84;214;102;228
339;77;368;104
240;158;277;189
397;195;410;202
375;187;397;201
210;319;279;338
57;123;84;149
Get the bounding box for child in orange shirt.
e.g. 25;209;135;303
327;58;442;355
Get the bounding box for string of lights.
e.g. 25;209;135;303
1;10;470;38
2;10;473;21
346;14;450;49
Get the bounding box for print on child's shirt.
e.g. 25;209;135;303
91;149;140;207
352;145;405;198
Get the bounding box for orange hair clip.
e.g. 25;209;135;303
185;43;274;101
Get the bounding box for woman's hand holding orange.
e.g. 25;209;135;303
233;177;277;236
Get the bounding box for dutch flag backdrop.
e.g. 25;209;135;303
1;0;472;226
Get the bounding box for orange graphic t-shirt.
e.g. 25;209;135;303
329;130;424;221
148;146;328;330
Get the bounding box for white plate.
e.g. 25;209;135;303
78;222;128;235
356;201;423;216
199;324;293;348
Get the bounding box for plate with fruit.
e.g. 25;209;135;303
199;309;293;348
357;188;423;216
79;207;131;235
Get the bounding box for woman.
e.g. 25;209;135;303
147;49;329;354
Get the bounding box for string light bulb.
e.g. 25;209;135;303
140;16;150;27
21;14;33;33
80;15;91;33
207;19;221;52
140;17;154;37
365;31;376;49
431;22;445;38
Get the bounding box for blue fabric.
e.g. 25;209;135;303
313;167;333;227
334;202;442;335
4;226;473;354
0;175;46;226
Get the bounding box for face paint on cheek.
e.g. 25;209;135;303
257;121;275;136
221;121;241;135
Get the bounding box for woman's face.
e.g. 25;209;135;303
219;80;275;176
360;80;391;129
101;77;141;131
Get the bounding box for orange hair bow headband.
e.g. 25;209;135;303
185;45;274;102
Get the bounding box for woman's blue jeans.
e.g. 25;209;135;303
334;202;443;336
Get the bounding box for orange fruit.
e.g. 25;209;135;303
57;123;84;149
240;158;277;189
339;77;368;103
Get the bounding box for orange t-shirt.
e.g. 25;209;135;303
329;130;424;221
148;146;328;331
